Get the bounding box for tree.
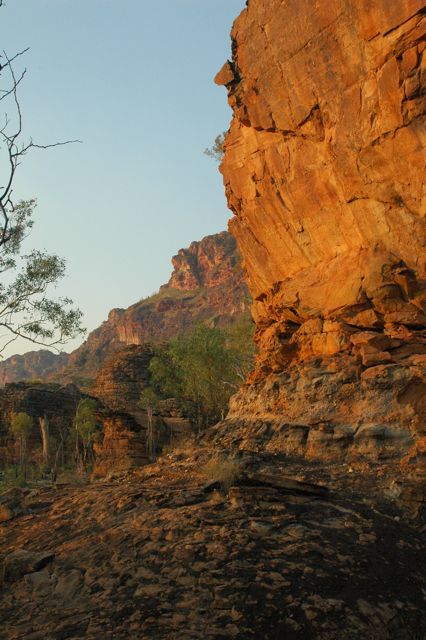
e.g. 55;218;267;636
224;316;256;382
74;398;100;468
0;5;84;354
204;132;226;162
9;411;33;477
139;387;160;458
145;321;256;428
38;413;50;468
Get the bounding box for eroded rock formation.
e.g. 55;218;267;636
1;452;425;638
0;382;85;466
167;231;240;289
217;0;425;460
0;232;249;387
0;379;149;476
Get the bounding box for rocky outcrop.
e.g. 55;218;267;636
89;346;152;473
92;412;148;477
0;382;85;466
0;378;149;476
1;452;425;638
0;232;249;387
167;231;240;289
0;351;69;387
91;345;152;415
217;0;426;461
91;346;194;473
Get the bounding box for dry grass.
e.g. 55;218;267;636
161;437;198;458
200;455;242;492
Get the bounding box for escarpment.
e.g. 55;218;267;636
66;231;248;383
217;0;426;461
0;232;249;387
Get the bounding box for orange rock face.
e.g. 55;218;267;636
167;231;240;290
218;0;425;460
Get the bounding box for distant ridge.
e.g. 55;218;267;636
0;231;249;388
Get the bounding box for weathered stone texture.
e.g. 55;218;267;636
167;230;241;290
218;0;426;459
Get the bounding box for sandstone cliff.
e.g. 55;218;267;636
63;231;247;383
216;0;425;461
0;380;149;475
0;231;249;387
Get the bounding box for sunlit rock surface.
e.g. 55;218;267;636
217;0;425;462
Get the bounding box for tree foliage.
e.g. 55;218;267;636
143;320;255;426
0;5;84;353
74;398;100;466
9;411;33;473
139;386;161;411
204;132;226;162
75;399;98;441
10;411;33;438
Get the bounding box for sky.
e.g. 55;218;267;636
0;0;245;357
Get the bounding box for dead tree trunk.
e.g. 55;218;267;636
147;407;155;459
39;414;50;468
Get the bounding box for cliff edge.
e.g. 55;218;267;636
216;0;425;463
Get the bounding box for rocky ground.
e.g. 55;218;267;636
1;448;425;640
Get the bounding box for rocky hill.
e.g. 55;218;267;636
0;231;249;387
0;352;69;387
216;0;425;464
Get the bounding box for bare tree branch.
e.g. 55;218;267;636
0;12;85;354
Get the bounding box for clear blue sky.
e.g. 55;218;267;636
0;0;245;356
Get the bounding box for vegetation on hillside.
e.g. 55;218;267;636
140;318;255;427
204;132;226;162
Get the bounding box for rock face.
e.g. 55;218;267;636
0;231;249;387
217;0;426;460
1;452;425;638
0;351;69;387
66;231;247;383
92;345;152;415
0;382;89;468
167;231;239;289
92;412;148;477
90;346;153;474
0;378;149;476
91;346;196;474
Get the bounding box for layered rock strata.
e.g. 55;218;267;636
0;380;149;475
91;346;157;473
92;412;148;477
90;347;194;473
217;0;426;460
